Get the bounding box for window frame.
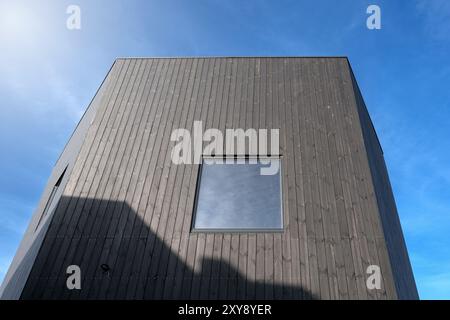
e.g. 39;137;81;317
35;166;67;231
191;155;284;233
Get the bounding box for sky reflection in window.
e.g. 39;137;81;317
193;158;282;231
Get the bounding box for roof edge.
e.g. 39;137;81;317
115;56;349;61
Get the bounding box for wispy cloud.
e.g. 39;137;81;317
410;251;450;299
371;92;450;299
416;0;450;41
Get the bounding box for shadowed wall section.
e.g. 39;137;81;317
22;197;315;299
2;57;418;299
348;67;418;299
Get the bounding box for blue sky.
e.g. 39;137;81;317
0;0;449;299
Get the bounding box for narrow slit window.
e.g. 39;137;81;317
192;156;283;232
35;167;67;230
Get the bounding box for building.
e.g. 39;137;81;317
0;57;418;299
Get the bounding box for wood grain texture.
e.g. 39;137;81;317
15;57;417;300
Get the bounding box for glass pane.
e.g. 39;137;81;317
193;158;282;231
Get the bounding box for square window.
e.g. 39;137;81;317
192;157;283;231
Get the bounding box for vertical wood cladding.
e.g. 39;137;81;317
20;57;418;299
348;66;419;299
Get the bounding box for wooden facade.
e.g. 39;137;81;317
0;57;418;299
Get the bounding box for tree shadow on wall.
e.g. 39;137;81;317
20;196;316;300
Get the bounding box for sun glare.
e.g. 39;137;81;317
0;3;40;47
